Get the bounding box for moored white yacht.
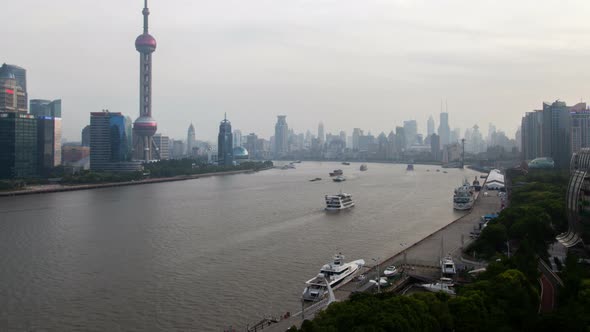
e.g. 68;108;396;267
440;255;457;275
419;278;456;295
302;254;365;301
325;193;355;211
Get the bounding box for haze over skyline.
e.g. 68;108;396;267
5;0;590;141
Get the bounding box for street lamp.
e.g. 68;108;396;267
372;257;381;293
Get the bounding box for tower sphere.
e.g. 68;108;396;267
133;115;158;137
135;33;157;53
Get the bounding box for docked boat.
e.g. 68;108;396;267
329;169;343;176
453;179;474;210
440;255;457;275
325;193;354;211
406;164;414;171
342;162;351;166
302;254;365;301
419;278;455;295
333;176;346;182
360;164;368;171
383;265;399;277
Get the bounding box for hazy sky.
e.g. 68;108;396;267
5;0;590;141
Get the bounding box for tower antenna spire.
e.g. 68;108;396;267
143;0;150;33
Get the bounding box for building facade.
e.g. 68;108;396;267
90;111;139;172
0;63;27;113
153;134;170;160
0;112;38;178
438;112;450;148
36;116;62;175
30;99;61;118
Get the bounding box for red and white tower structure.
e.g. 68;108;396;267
133;0;158;161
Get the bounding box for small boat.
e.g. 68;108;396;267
329;169;343;176
436;169;440;172
293;160;302;164
369;277;389;288
302;254;365;301
406;164;414;171
281;164;296;170
443;171;448;174
309;178;322;182
440;255;457;275
360;164;368;171
333;176;346;182
383;265;399;277
342;162;351;166
325;193;354;211
419;278;455;295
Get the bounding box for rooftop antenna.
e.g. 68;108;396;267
142;0;150;34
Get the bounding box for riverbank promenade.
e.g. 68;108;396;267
264;190;501;331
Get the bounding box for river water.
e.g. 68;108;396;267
0;162;477;331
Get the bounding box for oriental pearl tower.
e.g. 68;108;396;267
133;0;158;161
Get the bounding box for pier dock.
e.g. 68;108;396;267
261;190;501;331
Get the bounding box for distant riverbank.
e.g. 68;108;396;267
0;168;271;197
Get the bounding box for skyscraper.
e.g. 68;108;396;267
438;112;450;147
352;128;362;151
153;134;170;160
82;125;91;147
187;123;196;156
37;116;62;175
521;110;543;161
427;115;435;137
133;0;158;162
0;112;37;178
30;99;62;117
274;115;289;158
90;111;139;172
542;101;572;168
0;64;27;113
233;129;242;148
217;114;233;166
403;120;417;148
318;122;325;145
430;134;441;161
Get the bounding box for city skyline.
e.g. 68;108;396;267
5;1;590;141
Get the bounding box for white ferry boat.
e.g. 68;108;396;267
453;179;474;210
325;193;355;211
302;254;365;301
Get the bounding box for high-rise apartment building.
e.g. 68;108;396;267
245;133;258;159
30;99;62;117
274;116;289;158
521;110;543;160
438;112;450;147
542;101;572;168
0;112;37;178
571;107;590;154
0;64;27;113
90;111;139;172
427;116;435;137
217;115;233;166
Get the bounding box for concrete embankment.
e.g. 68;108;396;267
266;190;502;331
0;168;272;197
